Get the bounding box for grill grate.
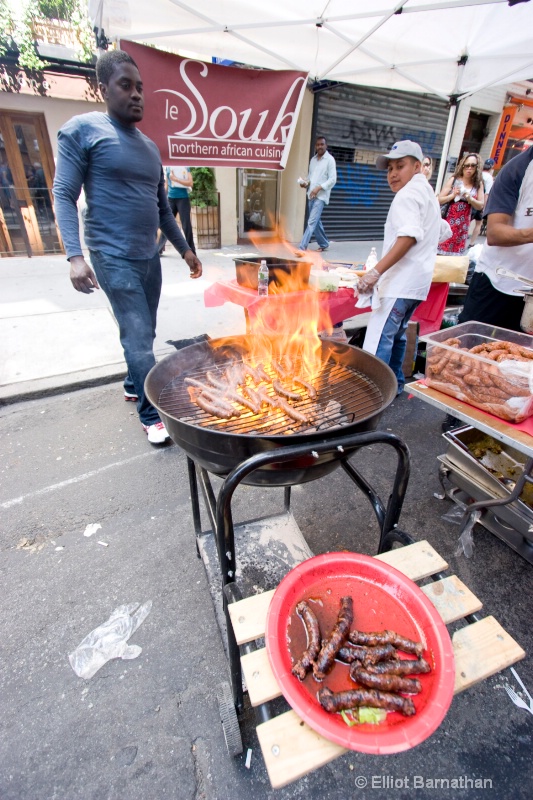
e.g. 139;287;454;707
158;357;384;436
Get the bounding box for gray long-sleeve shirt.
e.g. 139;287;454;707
53;112;190;260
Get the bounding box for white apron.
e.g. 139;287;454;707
361;296;396;355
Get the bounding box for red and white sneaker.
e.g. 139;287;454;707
124;391;138;402
142;421;170;444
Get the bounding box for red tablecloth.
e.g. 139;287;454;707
204;280;449;336
412;282;450;336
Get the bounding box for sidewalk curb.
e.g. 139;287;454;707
0;342;184;406
0;365;127;406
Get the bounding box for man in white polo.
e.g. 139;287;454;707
357;140;448;394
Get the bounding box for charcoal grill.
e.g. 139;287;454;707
145;335;414;749
145;335;397;485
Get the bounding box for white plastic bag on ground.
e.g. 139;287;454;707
68;601;152;679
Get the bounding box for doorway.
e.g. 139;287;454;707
238;168;279;241
461;111;490;159
0;110;62;256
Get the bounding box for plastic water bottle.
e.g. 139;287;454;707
365;247;378;271
257;259;269;296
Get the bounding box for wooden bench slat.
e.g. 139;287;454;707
241;648;282;706
421;575;483;624
229;541;448;645
453;615;525;694
228;589;275;645
256;709;346;789
375;540;448;581
244;611;527;707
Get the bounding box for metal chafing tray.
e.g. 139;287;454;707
443;426;530;505
439;426;533;562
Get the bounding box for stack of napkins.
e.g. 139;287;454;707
329;266;365;287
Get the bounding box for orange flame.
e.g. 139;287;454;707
240;224;334;379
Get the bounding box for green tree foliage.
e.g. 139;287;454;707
190;167;218;207
3;0;95;71
0;0;15;56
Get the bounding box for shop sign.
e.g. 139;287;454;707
121;40;308;170
490;105;518;166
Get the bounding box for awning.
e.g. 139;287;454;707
89;1;533;101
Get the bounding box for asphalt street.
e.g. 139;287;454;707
2;380;533;800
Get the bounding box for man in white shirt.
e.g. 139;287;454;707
357;140;448;394
295;136;337;255
458;147;533;329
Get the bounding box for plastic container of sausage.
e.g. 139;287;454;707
423;322;533;423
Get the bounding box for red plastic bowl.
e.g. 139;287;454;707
265;552;455;754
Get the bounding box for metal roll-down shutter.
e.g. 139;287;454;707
313;84;449;241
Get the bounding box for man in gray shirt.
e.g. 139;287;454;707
53;49;202;445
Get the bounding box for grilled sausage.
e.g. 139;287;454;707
318;686;416;717
294;377;317;400
313;597;353;681
195;394;237;419
337;643;398;665
281;355;293;373
272;360;289;380
273;379;301;401
291;601;321;680
225;363;246;386
351;666;422;695
257;389;279;409
348;630;424;657
206;370;230;391
365;657;431;676
241;385;262;413
255;363;271;382
220;387;260;414
243;363;261;383
184;377;216;392
275;396;308;424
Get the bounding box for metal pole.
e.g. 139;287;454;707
435;100;458;194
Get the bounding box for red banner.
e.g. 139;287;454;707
120;41;308;170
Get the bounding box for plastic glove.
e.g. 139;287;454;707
68;601;152;679
356;268;380;294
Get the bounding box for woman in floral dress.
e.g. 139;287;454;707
437;153;484;255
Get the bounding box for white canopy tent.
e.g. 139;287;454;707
89;0;533;187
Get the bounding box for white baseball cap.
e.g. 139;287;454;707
376;140;424;170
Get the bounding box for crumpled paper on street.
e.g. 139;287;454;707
68;601;152;679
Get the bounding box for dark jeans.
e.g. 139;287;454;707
458;271;524;331
375;298;421;394
90;250;162;426
158;196;196;254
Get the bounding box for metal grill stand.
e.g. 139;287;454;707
186;430;412;733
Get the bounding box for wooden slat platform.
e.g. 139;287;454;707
230;541;525;789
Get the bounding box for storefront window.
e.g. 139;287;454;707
238;168;279;239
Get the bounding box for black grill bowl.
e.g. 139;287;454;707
145;336;397;486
